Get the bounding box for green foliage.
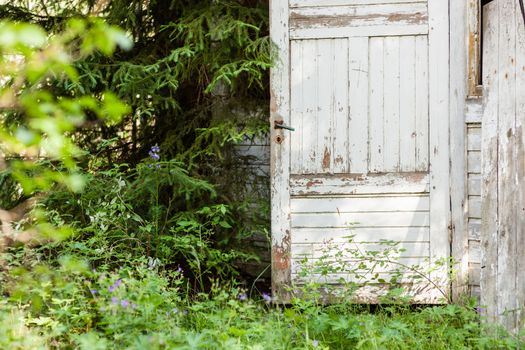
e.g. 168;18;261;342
0;0;272;168
0;304;47;350
0;18;131;198
42;159;255;289
0;0;272;283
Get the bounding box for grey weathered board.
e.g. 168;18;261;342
481;0;525;331
271;0;450;303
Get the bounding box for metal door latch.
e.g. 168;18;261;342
274;120;295;131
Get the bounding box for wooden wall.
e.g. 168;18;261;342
234;136;271;280
466;99;483;298
481;0;525;331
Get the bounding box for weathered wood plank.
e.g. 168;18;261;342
290;0;426;8
467;0;482;97
469;219;481;241
467;151;481;173
469;240;481;264
292;227;430;244
468;197;481;218
291;195;429;213
467;125;481;151
470;285;481;298
383;36;401;172
291;272;429;285
291;211;430;229
415;35;429;171
290;173;430;196
302;40;319;174
235;145;271;165
239;165;270;178
317;39;334;174
300;283;446;304
515;0;525;329
270;0;292;302
348;37;369;174
480;0;499;325
399;35;417;172
289;3;428;33
469;262;481;286
292;242;430;259
331;38;350;173
465;98;483;123
496;0;517;330
290;24;428;40
292;257;426;272
369;37;385;173
290;40;304;174
468;174;481;196
428;0;450;295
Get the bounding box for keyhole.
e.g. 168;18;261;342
275;135;283;144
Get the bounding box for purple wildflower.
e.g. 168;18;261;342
132;303;138;309
108;279;122;293
313;340;319;347
262;292;272;303
148;145;160;160
176;266;183;274
476;306;486;314
90;289;98;295
120;300;130;308
172;308;179;314
111;296;119;304
238;293;248;301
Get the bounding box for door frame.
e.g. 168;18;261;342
270;0;292;302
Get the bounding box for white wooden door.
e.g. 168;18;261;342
271;0;450;303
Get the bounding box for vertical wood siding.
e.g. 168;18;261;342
449;0;468;301
481;0;525;331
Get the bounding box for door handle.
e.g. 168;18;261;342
274;120;295;131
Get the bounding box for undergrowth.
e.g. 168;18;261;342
1;253;523;349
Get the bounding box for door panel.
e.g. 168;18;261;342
291;35;428;175
290;38;349;174
271;0;449;303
